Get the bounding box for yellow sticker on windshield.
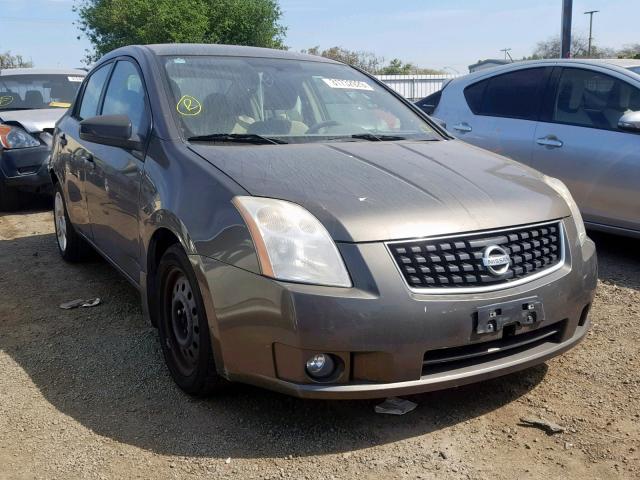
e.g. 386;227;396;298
177;95;202;116
0;95;14;107
49;101;72;108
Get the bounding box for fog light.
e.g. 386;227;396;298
305;353;335;379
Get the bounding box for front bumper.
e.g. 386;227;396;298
195;219;597;399
0;146;52;192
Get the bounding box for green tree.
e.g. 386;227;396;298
302;46;444;75
302;46;384;74
74;0;286;63
617;43;640;59
0;51;33;69
528;34;615;59
379;58;414;75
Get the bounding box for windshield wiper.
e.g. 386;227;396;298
350;133;407;142
187;133;287;145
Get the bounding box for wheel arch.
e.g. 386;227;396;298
143;221;227;377
145;225;183;327
50;170;60;186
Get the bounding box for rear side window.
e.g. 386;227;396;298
464;68;548;120
463;80;487;113
78;64;111;120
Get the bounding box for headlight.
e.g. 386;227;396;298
233;196;352;287
543;175;586;245
0;124;40;149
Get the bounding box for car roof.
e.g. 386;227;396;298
106;43;339;64
591;58;640;68
0;67;86;76
450;58;640;86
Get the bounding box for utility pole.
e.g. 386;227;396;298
561;0;573;58
584;10;599;57
500;48;512;61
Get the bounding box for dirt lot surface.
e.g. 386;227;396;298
1;205;639;480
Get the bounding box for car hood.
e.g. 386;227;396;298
189;140;570;242
0;108;66;133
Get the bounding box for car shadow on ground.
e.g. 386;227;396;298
589;231;640;291
0;230;553;459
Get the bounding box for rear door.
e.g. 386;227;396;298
531;66;640;231
84;59;151;282
56;62;113;238
440;67;551;164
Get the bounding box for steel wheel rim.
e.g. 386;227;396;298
166;269;200;376
54;191;67;252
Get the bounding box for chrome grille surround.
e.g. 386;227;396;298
386;220;567;294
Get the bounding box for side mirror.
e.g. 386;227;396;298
618;111;640;133
80;114;141;149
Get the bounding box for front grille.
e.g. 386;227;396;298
388;221;564;291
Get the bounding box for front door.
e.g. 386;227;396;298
84;59;151;282
530;67;640;232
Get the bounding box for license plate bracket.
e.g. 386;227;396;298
476;296;544;335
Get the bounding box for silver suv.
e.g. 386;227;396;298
419;59;640;238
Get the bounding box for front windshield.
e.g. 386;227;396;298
162;55;439;143
0;74;84;111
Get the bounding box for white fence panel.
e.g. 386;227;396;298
375;74;461;101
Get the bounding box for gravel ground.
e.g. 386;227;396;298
0;204;638;480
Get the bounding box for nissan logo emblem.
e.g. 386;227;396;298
482;245;511;276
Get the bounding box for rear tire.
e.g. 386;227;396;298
53;183;91;262
157;244;225;396
0;178;21;211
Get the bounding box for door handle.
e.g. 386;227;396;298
536;136;563;148
452;122;472;133
59;133;67;147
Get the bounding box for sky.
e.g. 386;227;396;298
0;0;638;72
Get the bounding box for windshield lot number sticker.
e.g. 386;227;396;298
177;95;202;116
68;76;84;82
0;95;14;107
322;78;374;91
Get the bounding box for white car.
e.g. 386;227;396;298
416;59;640;238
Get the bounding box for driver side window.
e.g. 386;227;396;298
553;68;640;131
101;60;150;139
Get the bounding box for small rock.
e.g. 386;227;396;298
520;416;566;435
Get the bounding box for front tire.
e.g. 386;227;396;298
157;244;225;396
53;183;91;262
